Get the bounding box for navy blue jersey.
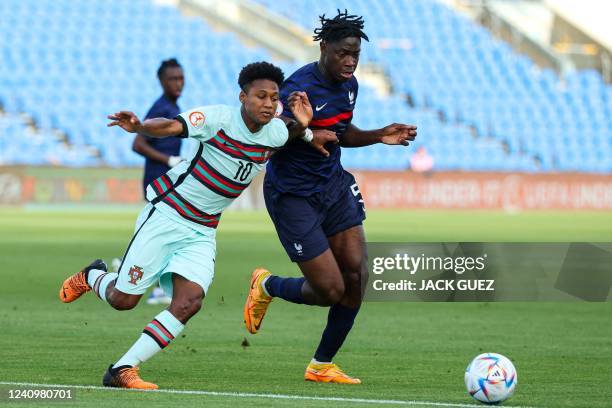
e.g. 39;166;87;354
266;62;358;195
142;95;182;191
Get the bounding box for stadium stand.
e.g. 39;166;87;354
254;0;611;173
0;0;609;172
0;0;270;167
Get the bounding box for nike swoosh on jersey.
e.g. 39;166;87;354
315;102;328;111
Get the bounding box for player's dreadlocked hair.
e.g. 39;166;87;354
238;61;285;91
313;9;369;43
157;58;182;79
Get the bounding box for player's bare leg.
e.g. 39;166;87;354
297;252;346;305
105;274;204;389
328;225;367;309
167;273;204;324
105;285;143;310
244;229;364;384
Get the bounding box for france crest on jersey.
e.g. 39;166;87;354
145;104;288;232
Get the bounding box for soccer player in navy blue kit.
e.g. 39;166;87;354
244;11;417;383
133;58;186;198
133;58;185;305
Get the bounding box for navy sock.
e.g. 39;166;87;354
265;276;308;304
314;304;360;362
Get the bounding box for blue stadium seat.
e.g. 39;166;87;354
1;0;610;172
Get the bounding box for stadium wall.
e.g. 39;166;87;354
1;167;611;211
0;167;266;210
352;172;612;211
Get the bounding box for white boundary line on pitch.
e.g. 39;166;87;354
0;381;536;408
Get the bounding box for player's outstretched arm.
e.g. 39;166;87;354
340;123;417;147
107;111;183;138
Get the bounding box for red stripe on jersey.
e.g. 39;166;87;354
310;111;353;127
198;159;246;191
160;175;172;189
216;130;268;153
209;138;248;158
191;166;240;198
152;179;164;195
170;191;219;220
162;195;219;228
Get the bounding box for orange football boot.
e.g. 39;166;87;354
103;365;158;390
244;267;273;334
59;259;107;303
304;362;362;384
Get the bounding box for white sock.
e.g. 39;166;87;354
86;269;105;288
311;358;332;365
86;269;117;302
261;276;271;297
113;310;184;368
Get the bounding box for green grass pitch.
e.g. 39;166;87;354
0;208;611;407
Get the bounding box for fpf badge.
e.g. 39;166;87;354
128;265;144;285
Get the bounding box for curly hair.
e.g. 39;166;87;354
238;62;285;91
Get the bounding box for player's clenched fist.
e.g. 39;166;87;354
107;111;143;133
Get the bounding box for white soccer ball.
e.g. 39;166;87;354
465;352;517;404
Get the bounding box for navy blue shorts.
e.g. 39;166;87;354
264;170;366;262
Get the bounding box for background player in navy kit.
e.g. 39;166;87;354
133;58;186;197
132;58;185;305
244;10;417;384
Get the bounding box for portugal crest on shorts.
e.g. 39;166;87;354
128;265;144;285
